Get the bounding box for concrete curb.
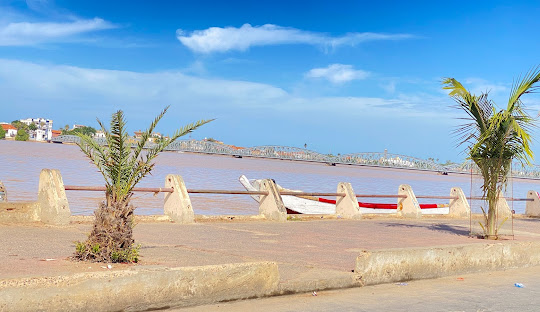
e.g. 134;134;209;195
355;241;540;285
0;262;279;312
277;271;362;295
3;242;540;311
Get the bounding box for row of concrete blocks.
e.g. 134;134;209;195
2;169;540;225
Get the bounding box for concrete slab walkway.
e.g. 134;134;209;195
2;217;540;284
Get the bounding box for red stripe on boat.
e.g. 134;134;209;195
316;197;441;209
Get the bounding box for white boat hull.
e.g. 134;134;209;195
239;175;448;215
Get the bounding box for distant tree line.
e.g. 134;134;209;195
62;126;97;136
10;120;29;141
2;121;99;142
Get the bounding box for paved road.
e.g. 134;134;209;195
179;265;540;312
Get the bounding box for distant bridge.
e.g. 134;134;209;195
52;135;540;179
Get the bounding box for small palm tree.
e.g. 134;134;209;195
443;67;540;238
74;107;211;262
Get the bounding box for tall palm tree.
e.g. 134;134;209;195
74;106;211;262
443;67;540;238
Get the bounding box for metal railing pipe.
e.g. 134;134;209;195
279;191;346;197
64;185;174;193
187;189;269;195
356;194;407;199
468;196;533;202
415;195;459;200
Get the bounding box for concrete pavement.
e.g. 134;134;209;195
2;216;540;310
0;217;496;280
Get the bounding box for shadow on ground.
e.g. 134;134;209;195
383;222;471;236
515;218;540;223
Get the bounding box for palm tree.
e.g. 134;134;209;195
74;106;211;262
443;67;540;238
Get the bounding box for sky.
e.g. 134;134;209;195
1;0;540;163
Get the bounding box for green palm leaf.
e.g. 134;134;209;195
443;66;539;238
76;109;212;203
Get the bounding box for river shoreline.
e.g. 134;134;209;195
2;140;540;215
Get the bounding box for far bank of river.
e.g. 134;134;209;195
1;140;540;215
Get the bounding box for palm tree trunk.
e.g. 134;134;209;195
486;197;498;238
75;196;137;262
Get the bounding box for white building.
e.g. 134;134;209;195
0;123;17;138
93;130;106;138
20;118;53;141
35;129;47;141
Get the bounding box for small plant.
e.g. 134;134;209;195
75;241;86;254
111;245;140;263
287;215;303;221
92;244;101;254
73;106;211;262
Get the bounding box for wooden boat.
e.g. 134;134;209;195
239;175;449;215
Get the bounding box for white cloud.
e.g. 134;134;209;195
306;64;369;84
25;0;52;13
0;58;451;126
464;78;508;96
0;17;116;46
380;81;396;93
176;23;414;53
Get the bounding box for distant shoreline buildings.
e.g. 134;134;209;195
1;117;53;141
20;118;53;141
0;124;17;138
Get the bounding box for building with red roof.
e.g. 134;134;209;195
1;124;17;138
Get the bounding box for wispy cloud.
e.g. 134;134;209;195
176;23;414;53
25;0;54;14
464;77;509;96
380;80;396;93
0;59;449;121
0;18;116;46
306;64;369;84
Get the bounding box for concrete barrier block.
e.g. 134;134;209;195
37;169;71;225
355;242;540;286
259;179;287;222
449;187;470;217
397;184;421;218
335;182;361;219
0;202;39;223
0;262;280;312
164;174;194;224
496;191;512;219
526;190;540;216
0;181;7;202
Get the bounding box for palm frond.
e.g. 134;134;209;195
77;107;213;200
507;65;540;112
443;78;492;144
125;118;214;192
77;133;111;188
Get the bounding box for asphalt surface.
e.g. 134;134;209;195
178;265;540;312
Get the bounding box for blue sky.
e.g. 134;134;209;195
1;0;540;162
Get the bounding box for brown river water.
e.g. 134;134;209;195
1;140;540;215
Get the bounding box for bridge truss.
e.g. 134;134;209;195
52;135;540;179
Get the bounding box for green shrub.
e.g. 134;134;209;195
15;129;29;141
